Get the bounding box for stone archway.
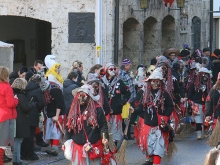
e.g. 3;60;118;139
162;15;175;52
0;16;51;70
191;16;201;51
144;17;158;65
123;18;140;69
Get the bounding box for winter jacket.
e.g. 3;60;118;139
133;90;174;126
205;88;220;119
9;71;19;85
71;105;109;145
0;82;18;122
212;59;220;84
73;69;85;87
46;87;65;118
13;88;36;138
63;79;78;115
102;76;131;115
25;81;45;127
187;83;208;105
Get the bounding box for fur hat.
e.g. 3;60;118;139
180;49;190;57
147;67;164;81
44;55;57;69
198;67;211;74
72;84;100;101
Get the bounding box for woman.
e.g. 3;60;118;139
66;84;109;165
130;68;174;165
188;67;211;140
21;74;45;160
11;78;36;165
0;66;18;164
45;55;64;89
205;72;220;142
87;64;102;81
71;60;85;87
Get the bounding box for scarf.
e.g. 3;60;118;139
45;63;64;84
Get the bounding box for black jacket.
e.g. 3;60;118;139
212;59;220;84
25;67;37;81
100;80;111;116
46;87;65;118
205;88;220;119
25;81;45;126
71;106;109;145
9;71;19;85
63;79;78;115
13;89;36;138
103;77;131;115
188;83;208;105
133;90;174;126
73;69;85;87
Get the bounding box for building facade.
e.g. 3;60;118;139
0;0;210;76
213;0;220;50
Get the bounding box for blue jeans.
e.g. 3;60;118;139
12;138;23;162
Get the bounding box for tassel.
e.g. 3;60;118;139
166;142;177;162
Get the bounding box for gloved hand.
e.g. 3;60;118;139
159;123;169;132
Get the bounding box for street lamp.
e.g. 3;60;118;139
168;0;185;12
131;0;150;15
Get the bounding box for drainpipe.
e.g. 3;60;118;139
114;0;119;64
96;0;102;64
210;0;213;51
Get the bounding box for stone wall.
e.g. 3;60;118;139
0;0;210;76
0;0;115;77
119;0;210;71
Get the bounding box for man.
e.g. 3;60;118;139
25;60;44;81
202;48;213;70
163;48;179;68
118;59;136;140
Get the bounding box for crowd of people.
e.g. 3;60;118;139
1;45;220;165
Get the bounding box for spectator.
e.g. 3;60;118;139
45;55;64;89
202;48;213;70
87;64;102;80
146;57;157;77
0;66;18;164
11;78;36;165
9;66;28;85
63;71;78;115
71;60;85;87
25;60;44;81
212;51;220;84
163;48;179;67
211;49;220;62
21;74;45;160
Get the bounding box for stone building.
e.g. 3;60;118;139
0;0;210;76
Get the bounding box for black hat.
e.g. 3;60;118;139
19;66;28;74
180;49;190;57
150;58;157;65
203;48;211;53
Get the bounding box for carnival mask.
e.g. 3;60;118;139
107;67;116;77
150;79;161;90
202;73;209;83
91;82;99;96
161;65;168;77
78;92;90;105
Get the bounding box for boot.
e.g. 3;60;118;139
0;148;4;165
4;153;12;163
197;131;202;140
142;160;153;165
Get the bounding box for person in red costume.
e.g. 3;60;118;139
130;68;174;165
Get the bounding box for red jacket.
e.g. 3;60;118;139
0;82;18;122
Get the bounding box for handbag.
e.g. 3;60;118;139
82;126;103;159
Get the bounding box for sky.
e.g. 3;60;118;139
214;0;220;17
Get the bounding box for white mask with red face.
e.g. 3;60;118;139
107;67;116;77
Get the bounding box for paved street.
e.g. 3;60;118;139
5;132;212;165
